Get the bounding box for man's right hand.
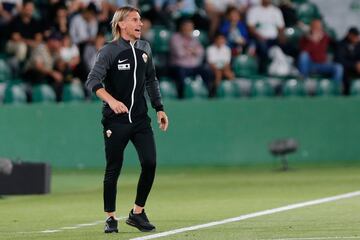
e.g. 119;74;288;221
108;99;129;114
95;88;129;114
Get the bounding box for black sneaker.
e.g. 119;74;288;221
126;209;156;232
104;216;118;233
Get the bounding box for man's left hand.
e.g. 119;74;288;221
157;111;169;131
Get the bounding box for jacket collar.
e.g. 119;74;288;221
119;37;137;46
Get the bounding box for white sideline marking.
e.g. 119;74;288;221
262;237;360;240
129;191;360;240
76;222;99;227
37;217;125;234
41;230;62;233
59;227;78;230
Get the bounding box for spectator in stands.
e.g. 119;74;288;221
69;2;99;83
64;0;88;17
0;0;21;25
97;1;113;35
237;0;260;14
74;0;103;11
6;1;43;67
155;0;197;17
170;19;213;98
109;0;139;8
278;0;308;36
140;17;152;42
72;31;104;95
23;32;65;102
83;32;105;73
219;6;252;56
38;1;63;27
145;0;196;29
59;34;81;82
45;4;69;37
206;33;235;96
336;27;360;95
0;0;22;51
278;0;297;28
205;0;240;38
69;2;98;54
247;0;286;73
298;19;343;88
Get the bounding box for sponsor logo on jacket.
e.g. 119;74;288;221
118;59;130;70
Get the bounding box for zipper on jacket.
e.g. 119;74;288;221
128;41;137;123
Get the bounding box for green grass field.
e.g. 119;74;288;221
1;166;360;240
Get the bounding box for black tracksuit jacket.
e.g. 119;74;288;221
86;38;164;124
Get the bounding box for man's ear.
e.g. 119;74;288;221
118;21;125;30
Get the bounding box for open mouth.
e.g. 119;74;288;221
135;29;141;33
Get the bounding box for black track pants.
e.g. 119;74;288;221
102;117;156;212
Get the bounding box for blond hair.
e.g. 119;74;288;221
111;6;140;41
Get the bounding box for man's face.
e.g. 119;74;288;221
311;20;323;33
180;21;194;38
22;2;34;18
48;39;62;53
215;35;226;47
120;11;143;41
56;8;67;19
229;9;240;23
262;0;272;7
349;34;359;44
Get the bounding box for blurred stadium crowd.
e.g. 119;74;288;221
0;0;360;103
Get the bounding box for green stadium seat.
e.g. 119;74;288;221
159;79;177;99
195;0;204;8
3;84;27;104
216;80;237;98
283;79;303;97
138;0;152;12
193;29;209;47
232;54;258;78
0;59;11;82
318;78;338;96
303;79;319;96
153;53;168;71
252;79;274;97
0;53;9;60
0;82;5;102
32;84;56;103
267;78;283;96
233;79;252;97
324;25;337;40
62;83;85;102
148;26;172;54
350;79;360;96
285;27;303;47
184;77;208;99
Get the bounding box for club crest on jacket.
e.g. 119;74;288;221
142;53;148;63
106;130;112;138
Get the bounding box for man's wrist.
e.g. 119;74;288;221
155;105;164;112
92;83;104;93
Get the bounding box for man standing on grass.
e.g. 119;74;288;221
86;6;168;234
